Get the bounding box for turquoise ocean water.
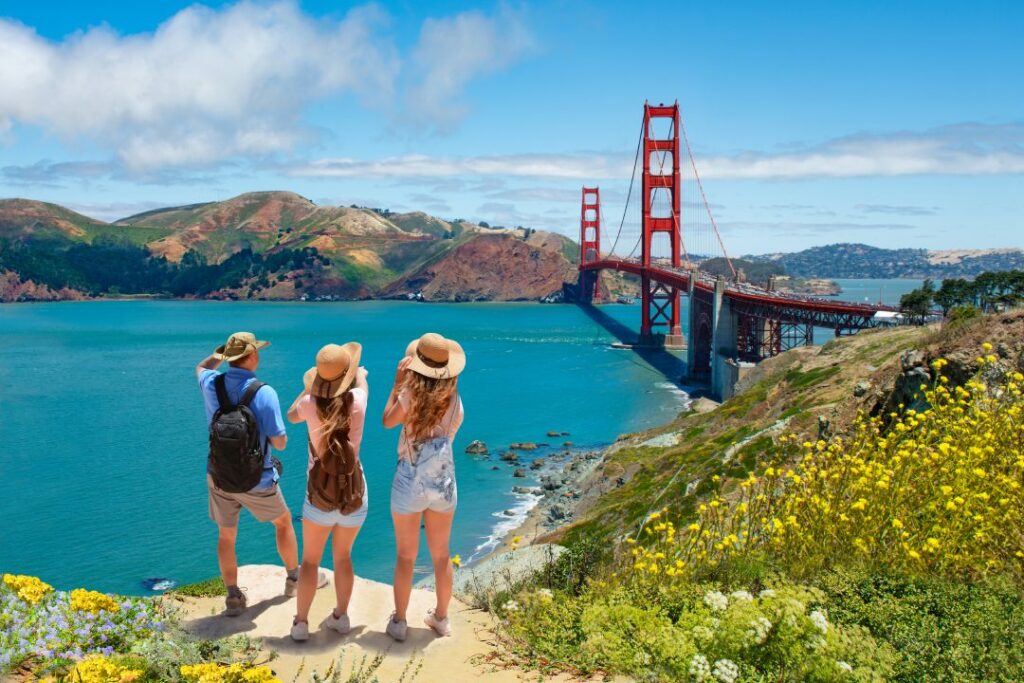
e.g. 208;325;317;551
0;279;919;595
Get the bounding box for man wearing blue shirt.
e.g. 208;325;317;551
196;331;299;616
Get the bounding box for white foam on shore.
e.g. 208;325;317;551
655;381;693;409
466;492;542;566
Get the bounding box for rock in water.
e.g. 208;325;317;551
142;577;177;592
499;451;519;463
465;440;489;455
509;442;538;450
513;468;526;478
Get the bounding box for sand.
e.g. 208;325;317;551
180;564;607;682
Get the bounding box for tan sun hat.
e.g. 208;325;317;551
214;331;269;362
303;342;362;398
406;332;465;379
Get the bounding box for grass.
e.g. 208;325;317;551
170;577;226;598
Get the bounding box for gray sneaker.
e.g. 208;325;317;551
325;610;351;635
284;569;329;597
224;588;247;617
386;613;408;642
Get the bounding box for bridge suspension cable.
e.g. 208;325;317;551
606;116;644;258
680;115;735;278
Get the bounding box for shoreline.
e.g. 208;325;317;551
465;393;695;575
463;438;630;574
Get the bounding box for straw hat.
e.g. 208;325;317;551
214;331;269;362
303;342;362;398
406;332;465;379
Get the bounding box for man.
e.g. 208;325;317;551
196;331;312;616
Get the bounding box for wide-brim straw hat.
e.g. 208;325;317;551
406;332;465;379
303;342;362;399
214;331;270;361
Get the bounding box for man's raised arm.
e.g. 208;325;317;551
196;353;221;381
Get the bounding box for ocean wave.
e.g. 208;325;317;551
465;492;542;566
654;381;693;408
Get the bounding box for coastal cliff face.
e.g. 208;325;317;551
384;232;578;301
0;194;580;302
0;271;86;302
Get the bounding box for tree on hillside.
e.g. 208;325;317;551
900;279;935;323
934;278;973;315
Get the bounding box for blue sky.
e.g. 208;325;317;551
0;0;1021;254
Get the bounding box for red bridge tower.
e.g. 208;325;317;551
640;102;684;348
579;186;601;301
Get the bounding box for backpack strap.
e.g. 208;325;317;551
239;381;265;407
213;373;231;412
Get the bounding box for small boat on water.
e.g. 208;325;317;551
610;342;635;350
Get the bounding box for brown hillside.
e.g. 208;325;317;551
384;232;577;301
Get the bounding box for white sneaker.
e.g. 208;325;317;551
424;608;451;637
290;619;309;642
386;612;407;642
284;569;329;597
325;610;351;635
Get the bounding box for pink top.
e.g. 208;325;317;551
295;387;367;473
397;389;464;461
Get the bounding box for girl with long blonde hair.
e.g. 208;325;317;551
382;332;465;640
286;342;369;642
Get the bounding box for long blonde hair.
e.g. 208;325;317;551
403;372;457;444
314;391;355;463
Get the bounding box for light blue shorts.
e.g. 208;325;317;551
302;487;368;528
390;438;458;515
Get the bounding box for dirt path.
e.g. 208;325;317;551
179;565;591;683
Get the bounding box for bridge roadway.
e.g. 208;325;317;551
581;257;901;398
582;257;897;328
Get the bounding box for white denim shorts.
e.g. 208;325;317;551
390;437;457;515
302;484;368;528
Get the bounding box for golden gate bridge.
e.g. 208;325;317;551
578;102;904;398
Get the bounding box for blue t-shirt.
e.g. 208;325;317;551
199;368;286;490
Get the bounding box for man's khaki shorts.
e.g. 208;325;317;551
207;475;289;528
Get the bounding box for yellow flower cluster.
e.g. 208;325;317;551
43;656;142;683
2;573;54;604
633;347;1024;583
180;662;282;683
70;588;121;614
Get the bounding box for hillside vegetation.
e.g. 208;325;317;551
491;311;1024;682
0;193;581;302
749;243;1024;279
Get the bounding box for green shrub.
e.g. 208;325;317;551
818;570;1024;682
502;581;895;682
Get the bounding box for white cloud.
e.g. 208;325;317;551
290;152;627;179
698;123;1024;179
292;122;1024;182
406;6;534;131
0;2;398;169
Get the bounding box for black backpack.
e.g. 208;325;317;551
208;374;266;493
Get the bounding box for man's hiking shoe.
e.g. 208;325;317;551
290;619;309;642
224;588;247;617
424;608;451;637
284;569;328;597
386;613;407;642
326;610;351;635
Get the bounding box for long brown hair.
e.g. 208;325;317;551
403;372;458;444
314;391;356;464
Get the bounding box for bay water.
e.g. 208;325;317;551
0;279;920;595
0;301;688;595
